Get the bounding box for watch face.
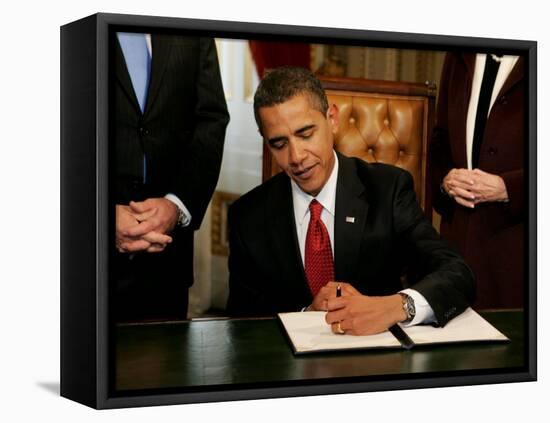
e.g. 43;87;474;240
400;294;414;321
177;209;185;226
407;297;416;317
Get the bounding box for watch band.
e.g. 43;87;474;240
176;207;186;227
399;293;416;324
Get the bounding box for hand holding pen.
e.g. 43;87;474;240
308;281;361;312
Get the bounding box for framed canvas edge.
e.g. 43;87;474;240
65;12;538;409
99;370;536;409
526;41;537;381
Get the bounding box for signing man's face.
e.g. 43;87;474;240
259;94;339;196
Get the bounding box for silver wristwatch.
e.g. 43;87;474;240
176;207;186;227
399;293;416;323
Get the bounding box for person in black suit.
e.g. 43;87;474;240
113;33;229;321
226;67;474;335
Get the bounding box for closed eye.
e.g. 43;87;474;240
268;137;287;150
296;124;316;140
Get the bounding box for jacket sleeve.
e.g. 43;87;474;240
394;170;476;326
170;37;230;230
428;53;458;219
226;202;271;317
500;167;525;222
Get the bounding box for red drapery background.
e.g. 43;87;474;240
248;41;311;77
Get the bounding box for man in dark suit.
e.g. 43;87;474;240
227;67;474;335
429;52;524;310
113;33;229;321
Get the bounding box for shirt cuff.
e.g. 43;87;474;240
399;288;437;327
164;193;192;227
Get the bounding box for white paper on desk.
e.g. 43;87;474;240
278;311;401;353
403;307;509;345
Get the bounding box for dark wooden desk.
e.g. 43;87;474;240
115;310;524;392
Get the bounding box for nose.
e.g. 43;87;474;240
288;140;307;166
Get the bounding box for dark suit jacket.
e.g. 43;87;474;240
227;154;475;327
113;34;229;320
428;53;525;309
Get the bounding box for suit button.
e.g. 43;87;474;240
138;127;150;136
488;147;498;155
499;96;508;105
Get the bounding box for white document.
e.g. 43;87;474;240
403;308;509;345
278;311;401;353
278;308;509;355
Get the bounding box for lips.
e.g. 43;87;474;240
292;164;317;179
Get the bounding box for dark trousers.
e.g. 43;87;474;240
112;251;190;322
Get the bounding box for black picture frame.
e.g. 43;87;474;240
60;12;537;409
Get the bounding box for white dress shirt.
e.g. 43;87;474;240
291;152;435;326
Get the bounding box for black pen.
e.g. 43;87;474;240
335;284;345;334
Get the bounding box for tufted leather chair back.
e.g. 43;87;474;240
262;76;436;214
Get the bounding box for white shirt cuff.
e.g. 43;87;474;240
164;193;192;227
399;288;437;326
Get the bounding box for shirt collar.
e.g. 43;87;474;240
291;151;338;226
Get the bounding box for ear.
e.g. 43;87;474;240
326;103;339;134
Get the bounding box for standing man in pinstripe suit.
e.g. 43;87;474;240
113;33;229;321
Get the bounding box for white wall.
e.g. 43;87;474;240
217;39;262;196
1;1;547;422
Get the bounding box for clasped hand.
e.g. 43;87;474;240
310;282;406;336
116;198;178;253
443;168;508;208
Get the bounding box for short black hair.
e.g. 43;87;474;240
253;66;329;133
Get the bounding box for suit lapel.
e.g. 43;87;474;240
144;34;172;116
462;52;476;83
495;56;524;99
266;175;312;300
457;53;477;168
114;38;141;114
334;154;368;283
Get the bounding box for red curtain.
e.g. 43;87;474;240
249;41;311;78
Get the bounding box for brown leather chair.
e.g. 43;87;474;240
262;76;436;216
